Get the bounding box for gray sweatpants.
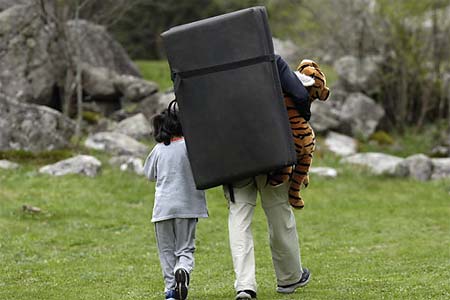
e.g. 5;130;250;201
154;218;197;292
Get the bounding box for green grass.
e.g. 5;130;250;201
135;60;173;91
1;146;449;299
135;59;338;92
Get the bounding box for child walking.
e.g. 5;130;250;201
144;101;208;300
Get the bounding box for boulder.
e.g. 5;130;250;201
81;65;119;100
113;113;152;140
430;132;450;157
84;132;148;157
341;152;404;175
310;101;342;133
334;55;381;93
66;20;140;77
0;4;57;105
431;158;450;180
114;74;158;103
324;131;358;156
81;64;159;115
0;97;75;152
90;118;118;134
109;155;144;176
0;4;140;109
138;91;175;121
0;0;30;12
39;155;101;177
0;159;19;169
430;145;450;158
310;167;338;178
339;93;385;139
395;154;433;181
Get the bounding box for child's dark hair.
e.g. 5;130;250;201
152;100;183;145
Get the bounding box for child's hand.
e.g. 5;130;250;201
296;59;330;102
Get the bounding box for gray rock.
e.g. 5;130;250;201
0;4;57;105
0;159;19;169
341;152;404;175
114;113;152;140
310;167;338;178
84;132;148;157
310;101;342;133
324;131;358;156
0;4;140;108
339;93;385;139
430;145;450;158
109;155;144;176
82;65;119;100
334;55;381;93
0;97;75;152
39;155;101;177
81;64;158;114
395;154;433;181
431;158;450;180
114;74;158;103
67;20;140;77
90;118;118;134
138;91;176;121
0;0;30;12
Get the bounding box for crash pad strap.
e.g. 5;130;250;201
172;54;275;91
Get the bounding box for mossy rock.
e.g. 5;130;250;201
82;111;102;124
370;130;394;145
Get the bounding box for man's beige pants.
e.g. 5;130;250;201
224;175;303;293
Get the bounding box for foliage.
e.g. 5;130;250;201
359;124;445;157
82;111;102;124
373;0;450;129
369;130;395;146
109;0;261;59
295;0;450;129
0;152;449;299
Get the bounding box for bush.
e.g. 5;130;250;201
370;130;395;145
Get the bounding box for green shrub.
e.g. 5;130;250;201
370;130;395;145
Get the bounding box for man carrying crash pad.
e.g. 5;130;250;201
160;6;325;300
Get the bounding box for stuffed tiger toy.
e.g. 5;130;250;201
268;59;330;209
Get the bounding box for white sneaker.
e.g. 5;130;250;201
236;290;257;299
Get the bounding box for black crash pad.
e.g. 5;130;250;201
161;6;296;189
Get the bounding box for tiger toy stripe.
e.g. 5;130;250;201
268;59;330;209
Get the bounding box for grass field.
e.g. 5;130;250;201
1;146;449;299
135;60;174;91
1;62;449;299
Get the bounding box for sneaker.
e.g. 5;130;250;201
165;289;178;300
175;268;189;300
276;268;311;294
236;290;257;299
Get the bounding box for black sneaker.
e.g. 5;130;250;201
175;268;189;300
276;268;311;294
236;290;257;299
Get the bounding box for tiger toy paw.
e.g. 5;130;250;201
302;175;310;188
289;197;305;209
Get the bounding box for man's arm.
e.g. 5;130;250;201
275;55;311;121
